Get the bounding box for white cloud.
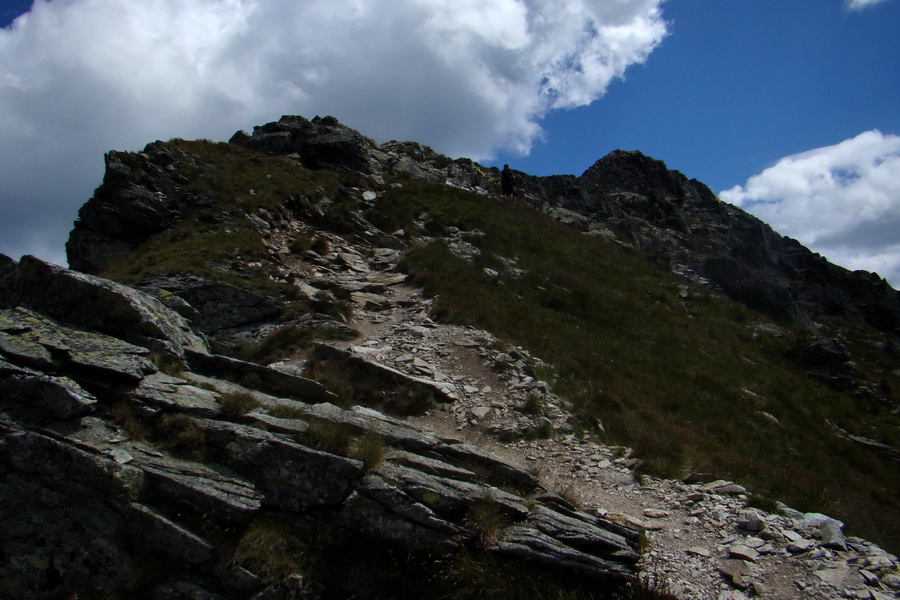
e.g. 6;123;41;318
847;0;894;10
0;0;667;266
720;131;900;287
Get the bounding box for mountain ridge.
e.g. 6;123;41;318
69;114;900;335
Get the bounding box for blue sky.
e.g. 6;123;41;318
1;0;898;285
490;1;900;189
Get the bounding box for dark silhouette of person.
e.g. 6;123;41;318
501;164;516;200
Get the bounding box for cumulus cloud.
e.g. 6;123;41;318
720;131;900;287
847;0;894;10
0;0;667;265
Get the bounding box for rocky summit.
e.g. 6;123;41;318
3;114;899;599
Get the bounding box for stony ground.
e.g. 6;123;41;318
273;237;900;600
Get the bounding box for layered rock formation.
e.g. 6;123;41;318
0;255;641;599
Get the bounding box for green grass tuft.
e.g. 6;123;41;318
218;391;261;419
467;495;508;547
303;420;354;455
352;430;387;471
231;515;308;585
155;414;210;461
237;325;314;365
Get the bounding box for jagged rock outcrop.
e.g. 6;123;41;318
65;141;194;274
228;115;493;192
0;255;207;361
138;274;282;333
230;115;386;177
0;254;641;599
67;116;493;277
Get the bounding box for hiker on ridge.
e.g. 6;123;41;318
501;164;516;200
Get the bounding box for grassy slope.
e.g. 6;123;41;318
383;179;900;551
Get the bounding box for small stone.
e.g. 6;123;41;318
108;449;134;465
643;508;671;519
717;591;749;600
686;546;712;558
703;479;730;490
788;538;816;554
684;473;720;484
864;555;895;573
710;508;730;523
751;581;768;596
860;571;879;585
737;509;766;532
413;357;434;372
284;573;305;590
716;483;748;495
606;513;646;532
729;545;760;562
758;528;783;542
819;519;847;550
882;573;900;590
783;530;804;543
719;559;752;588
471;406;492;419
814;567;850;589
